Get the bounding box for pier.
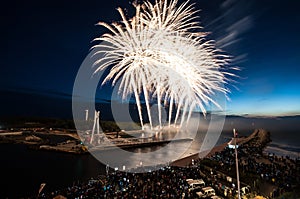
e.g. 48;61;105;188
89;137;193;151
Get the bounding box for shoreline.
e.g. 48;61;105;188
172;129;273;166
0;130;193;155
1;128;299;163
264;144;300;159
171;142;229;167
172;141;300;168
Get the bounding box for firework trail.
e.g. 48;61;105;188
92;0;233;130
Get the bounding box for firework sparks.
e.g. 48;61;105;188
93;0;233;129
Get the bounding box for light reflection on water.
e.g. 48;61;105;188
89;128;209;170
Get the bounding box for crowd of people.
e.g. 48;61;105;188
206;135;300;198
37;165;209;199
36;161;253;199
34;132;299;199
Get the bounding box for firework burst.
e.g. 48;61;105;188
92;0;233;129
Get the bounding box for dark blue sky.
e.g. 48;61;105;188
1;0;299;117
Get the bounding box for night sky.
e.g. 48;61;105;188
0;0;300;118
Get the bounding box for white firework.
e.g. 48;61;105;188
92;0;232;130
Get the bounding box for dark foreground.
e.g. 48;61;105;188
30;158;300;199
21;129;299;199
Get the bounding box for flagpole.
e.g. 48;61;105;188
233;128;241;199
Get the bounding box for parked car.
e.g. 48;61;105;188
196;187;216;198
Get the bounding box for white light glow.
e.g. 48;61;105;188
93;0;233;129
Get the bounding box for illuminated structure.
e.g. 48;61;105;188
90;110;100;144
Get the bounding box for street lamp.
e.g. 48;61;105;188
233;128;241;199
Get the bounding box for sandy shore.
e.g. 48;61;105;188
172;129;271;167
171;142;228;166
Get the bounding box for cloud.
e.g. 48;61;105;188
226;16;253;35
216;15;253;48
207;0;254;54
0;87;72;100
221;0;237;9
231;53;248;64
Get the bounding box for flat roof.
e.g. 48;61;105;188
202;187;215;191
187;179;205;185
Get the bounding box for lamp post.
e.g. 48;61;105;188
233;128;241;199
